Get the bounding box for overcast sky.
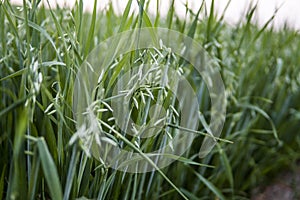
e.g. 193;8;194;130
10;0;300;30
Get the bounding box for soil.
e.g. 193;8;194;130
251;167;300;200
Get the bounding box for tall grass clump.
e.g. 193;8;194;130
0;0;300;199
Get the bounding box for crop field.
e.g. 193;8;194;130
0;0;300;199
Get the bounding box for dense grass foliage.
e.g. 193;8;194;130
1;0;300;199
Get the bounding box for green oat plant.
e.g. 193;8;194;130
1;0;300;199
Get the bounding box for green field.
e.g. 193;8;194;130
1;0;300;199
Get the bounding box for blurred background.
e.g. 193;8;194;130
10;0;300;30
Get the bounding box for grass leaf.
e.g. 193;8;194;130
37;138;63;200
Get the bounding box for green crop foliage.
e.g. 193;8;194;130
0;0;299;199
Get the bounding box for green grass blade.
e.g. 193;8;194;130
118;0;133;32
37;138;63;200
63;145;79;200
28;148;41;200
194;171;226;200
0;165;6;200
238;103;281;144
84;0;98;58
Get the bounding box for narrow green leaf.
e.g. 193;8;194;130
37;138;63;200
238;103;281;144
0;165;6;200
194;171;226;200
28;148;40;200
118;0;133;32
84;0;98;57
217;144;234;189
64;145;79;200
